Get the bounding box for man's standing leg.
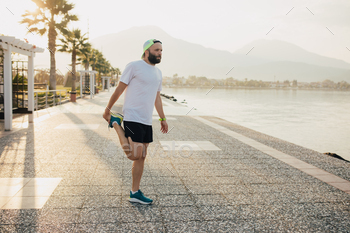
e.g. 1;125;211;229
128;139;153;204
131;142;148;192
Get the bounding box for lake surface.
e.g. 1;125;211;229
163;87;350;161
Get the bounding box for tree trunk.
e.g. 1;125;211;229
48;19;57;90
71;50;76;92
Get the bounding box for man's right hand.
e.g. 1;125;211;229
103;109;111;124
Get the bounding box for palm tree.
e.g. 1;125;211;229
21;0;78;90
78;46;92;71
58;28;90;92
91;49;103;71
110;67;121;83
77;46;92;93
98;59;110;89
79;48;112;88
91;49;106;86
116;68;121;80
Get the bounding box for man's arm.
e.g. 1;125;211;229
155;91;168;133
103;82;127;123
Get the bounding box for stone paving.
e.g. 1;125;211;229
0;89;350;232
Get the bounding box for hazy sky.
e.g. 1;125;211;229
1;0;350;65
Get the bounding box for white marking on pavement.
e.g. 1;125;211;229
159;141;221;151
0;178;62;209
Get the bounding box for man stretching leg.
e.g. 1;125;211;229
103;39;168;204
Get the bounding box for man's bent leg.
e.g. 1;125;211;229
132;143;149;192
113;123;133;157
126;137;144;161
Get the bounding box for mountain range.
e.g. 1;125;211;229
74;26;350;82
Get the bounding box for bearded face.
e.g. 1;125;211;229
147;49;161;64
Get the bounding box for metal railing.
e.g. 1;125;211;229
34;90;70;111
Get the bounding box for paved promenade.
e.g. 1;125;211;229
0;89;349;232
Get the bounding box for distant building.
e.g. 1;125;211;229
297;82;308;88
269;82;276;88
310;82;322;88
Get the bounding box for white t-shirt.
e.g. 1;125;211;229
120;60;162;126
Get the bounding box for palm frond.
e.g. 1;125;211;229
28;27;39;33
22;10;33;18
59;26;71;36
38;28;47;35
32;0;46;8
59;14;78;28
60;2;75;13
57;45;69;52
20;18;35;26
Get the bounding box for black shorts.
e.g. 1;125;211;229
123;121;153;143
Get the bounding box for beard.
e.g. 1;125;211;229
147;51;161;64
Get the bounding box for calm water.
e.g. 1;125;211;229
163;87;350;161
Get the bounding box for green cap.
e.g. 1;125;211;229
142;39;162;59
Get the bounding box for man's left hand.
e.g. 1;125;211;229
160;121;168;134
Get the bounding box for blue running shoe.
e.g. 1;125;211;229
129;190;153;205
109;113;123;128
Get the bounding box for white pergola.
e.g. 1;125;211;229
77;70;98;99
0;36;45;131
101;76;111;92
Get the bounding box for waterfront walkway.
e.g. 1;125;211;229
0;89;349;232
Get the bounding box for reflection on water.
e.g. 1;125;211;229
163;88;350;161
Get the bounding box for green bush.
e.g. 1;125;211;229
13;74;27;83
